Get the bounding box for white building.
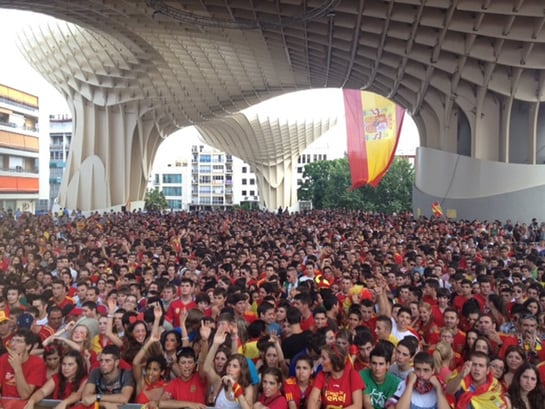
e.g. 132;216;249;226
48;114;72;208
149;132;344;211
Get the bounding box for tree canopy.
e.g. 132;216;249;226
145;188;168;211
297;157;414;213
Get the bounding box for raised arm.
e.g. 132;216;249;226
375;281;392;318
430;375;450;409
197;321;212;379
42;321;76;347
395;372;415;409
202;323;228;386
446;362;472;396
104;298;123;347
150;303;163;339
177;308;190;347
133;332;161;390
270;331;289;377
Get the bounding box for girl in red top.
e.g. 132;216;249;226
307;345;365;409
23;350;87;409
132;334;169;404
284;355;314;409
255;367;288;409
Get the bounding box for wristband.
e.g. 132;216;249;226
233;383;243;399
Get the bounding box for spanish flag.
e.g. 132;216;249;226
431;201;443;217
344;90;405;188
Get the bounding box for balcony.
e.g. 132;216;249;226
0;166;39;174
0;119;38;133
50;142;70;149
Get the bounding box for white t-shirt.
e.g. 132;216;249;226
386;381;439;409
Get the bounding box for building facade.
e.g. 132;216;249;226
150;138;342;211
0;84;40;213
151;144;236;211
49;114;72;208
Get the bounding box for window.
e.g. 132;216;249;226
200;165;211;173
212;186;224;194
167;199;182;210
213;165;223;171
250;190;255;196
212;197;224;205
154;174;160;184
162;174;182;184
199;186;211;194
200;196;211;204
242;179;247;185
162;187;182;196
242;166;248;173
199;175;211;184
212;175;224;182
241;190;247;196
297;167;303;173
250;178;255;185
199;154;211;163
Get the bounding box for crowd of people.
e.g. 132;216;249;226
0;209;545;409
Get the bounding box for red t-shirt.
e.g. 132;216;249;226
312;367;365;409
362;317;377;335
54;297;74;310
165;299;198;328
52;373;87;399
164;374;206;404
258;391;288;409
284;377;313;408
0;354;46;397
301;315;316;332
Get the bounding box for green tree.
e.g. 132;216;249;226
145;188;168;211
298;157;414;212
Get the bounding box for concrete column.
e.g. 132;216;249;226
57;99;161;210
500;96;512;163
529;102;539;165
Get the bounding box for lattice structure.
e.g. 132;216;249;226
2;0;545;212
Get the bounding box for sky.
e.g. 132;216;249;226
0;9;420;178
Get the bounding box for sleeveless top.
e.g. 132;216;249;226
214;388;242;409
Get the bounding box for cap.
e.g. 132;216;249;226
0;310;8;323
68;308;84;317
17;313;34;329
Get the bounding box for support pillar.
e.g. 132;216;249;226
58;98;161;211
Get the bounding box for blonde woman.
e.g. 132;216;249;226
432;341;454;384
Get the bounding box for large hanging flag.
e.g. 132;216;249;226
344;90;405;188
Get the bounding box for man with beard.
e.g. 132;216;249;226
80;345;135;408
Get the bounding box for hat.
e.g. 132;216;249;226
68;307;84;317
17;313;34;329
0;311;8;323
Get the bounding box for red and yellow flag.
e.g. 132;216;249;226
344;90;405;188
432;201;443;217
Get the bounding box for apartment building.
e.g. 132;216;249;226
0;84;40;213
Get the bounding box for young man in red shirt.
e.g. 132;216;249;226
0;328;46;399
